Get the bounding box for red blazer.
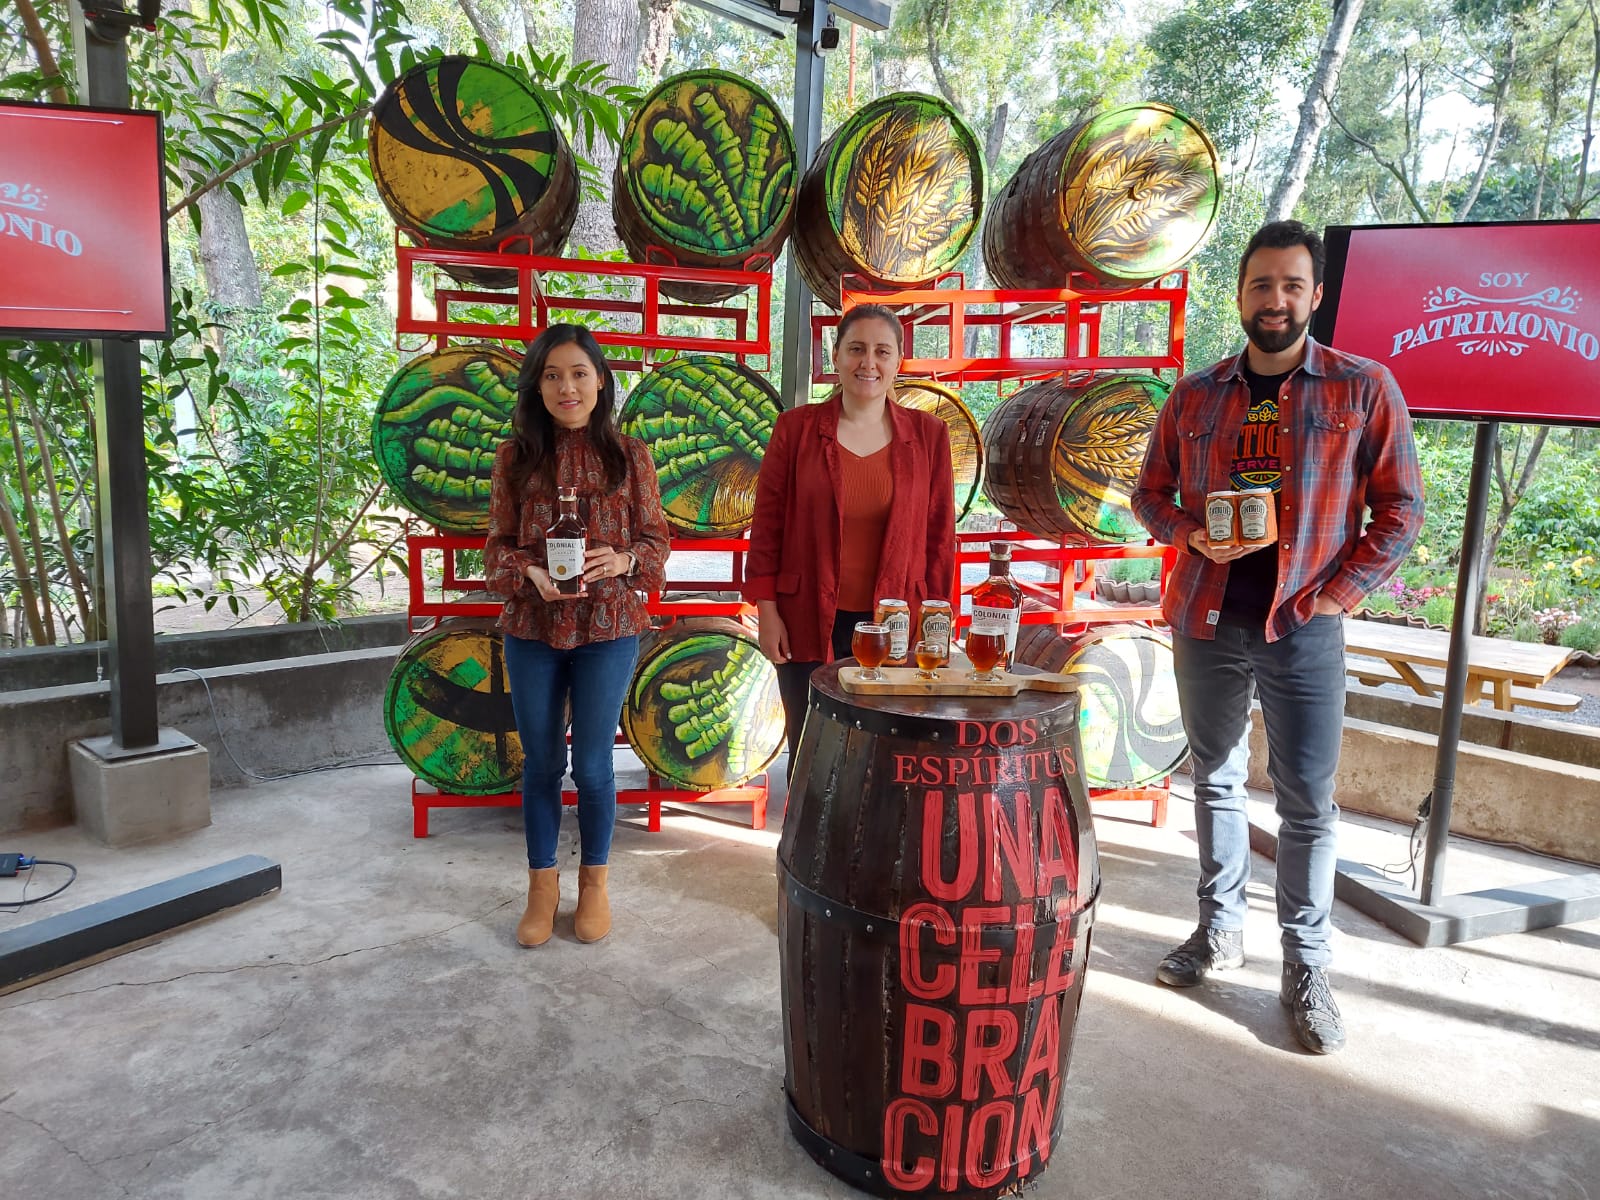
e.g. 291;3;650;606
744;396;957;663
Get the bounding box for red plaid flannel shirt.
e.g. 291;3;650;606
1132;338;1424;642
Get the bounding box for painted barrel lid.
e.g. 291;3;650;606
622;618;784;790
384;618;522;796
373;345;520;534
1015;622;1187;788
892;380;983;519
618;355;780;536
982;373;1169;542
614;69;797;280
369;56;570;245
794;91;985;301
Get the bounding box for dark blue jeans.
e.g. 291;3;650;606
1172;616;1346;966
503;633;639;870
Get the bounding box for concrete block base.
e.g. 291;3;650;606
68;730;211;846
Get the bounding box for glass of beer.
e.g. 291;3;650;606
852;621;891;681
913;639;942;681
965;630;1006;682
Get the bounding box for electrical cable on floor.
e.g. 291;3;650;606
0;859;77;912
170;666;397;782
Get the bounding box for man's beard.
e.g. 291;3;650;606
1243;309;1310;354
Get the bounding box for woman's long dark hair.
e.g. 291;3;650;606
508;323;629;494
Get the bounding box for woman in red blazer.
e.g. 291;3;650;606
745;304;957;762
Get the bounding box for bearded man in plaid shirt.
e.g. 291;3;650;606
1132;220;1424;1054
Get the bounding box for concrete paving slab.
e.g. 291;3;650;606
1;763;1596;1200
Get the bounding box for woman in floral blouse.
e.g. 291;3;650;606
485;323;671;948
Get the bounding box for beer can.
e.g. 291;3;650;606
917;599;953;664
1205;491;1239;545
1237;488;1277;546
874;598;912;665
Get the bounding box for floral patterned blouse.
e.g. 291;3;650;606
485;428;671;649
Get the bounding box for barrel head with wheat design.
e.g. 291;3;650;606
622;619;784;789
384;619;522;795
373;345;520;533
892;380;983;519
369;57;577;285
613;69;797;303
985;103;1220;289
619;356;780;536
1015;623;1186;788
982;374;1169;541
794;92;985;304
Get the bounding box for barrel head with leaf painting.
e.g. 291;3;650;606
622;618;784;790
384;618;522;795
1014;623;1187;788
369;56;577;288
982;373;1170;542
893;379;983;519
985;102;1221;290
793;92;985;306
613;69;797;304
373;345;520;534
619;356;780;536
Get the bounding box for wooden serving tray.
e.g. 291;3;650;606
837;665;1079;697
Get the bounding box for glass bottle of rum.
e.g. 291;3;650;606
968;541;1022;667
545;487;587;596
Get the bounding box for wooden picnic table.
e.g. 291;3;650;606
1343;619;1579;711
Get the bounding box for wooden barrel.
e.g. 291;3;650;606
894;380;983;520
793;92;985;307
779;664;1097;1198
384;618;521;795
983;103;1221;290
1014;624;1187;789
622;616;784;789
613;69;798;304
618;355;780;537
373;345;520;533
981;374;1170;542
369;56;578;288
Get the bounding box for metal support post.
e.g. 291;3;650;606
779;0;827;409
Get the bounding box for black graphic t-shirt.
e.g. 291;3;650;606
1220;367;1289;624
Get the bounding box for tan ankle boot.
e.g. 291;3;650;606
516;868;560;947
574;865;611;943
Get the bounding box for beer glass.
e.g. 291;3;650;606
965;630;1006;682
913;639;942;681
852;621;891;681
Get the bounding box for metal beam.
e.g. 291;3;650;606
73;2;160;749
779;0;828;409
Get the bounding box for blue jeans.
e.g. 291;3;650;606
502;633;639;870
1172;616;1346;966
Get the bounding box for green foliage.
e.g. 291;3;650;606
1560;618;1600;653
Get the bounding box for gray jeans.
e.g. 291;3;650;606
1172;616;1347;965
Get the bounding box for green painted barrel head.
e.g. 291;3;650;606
619;69;797;260
1058;103;1222;284
1051;374;1170;542
823;92;984;286
369;56;564;243
373;345;521;534
623;623;784;790
384;619;522;795
1059;624;1187;789
894;379;984;519
619;355;780;536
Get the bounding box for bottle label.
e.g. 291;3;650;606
920;612;952;659
1237;495;1270;542
971;605;1019;656
1205;494;1237;543
881;612;909;662
546;537;586;582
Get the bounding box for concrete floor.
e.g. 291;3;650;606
1;762;1597;1200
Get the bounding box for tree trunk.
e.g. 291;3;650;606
0;487;48;645
568;0;643;254
1476;425;1550;634
14;0;69;104
1267;0;1366;222
519;0;542;52
457;0;496;44
1457;35;1516;221
639;0;680;81
984;101;1009;174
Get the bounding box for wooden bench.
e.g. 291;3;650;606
1346;658;1582;712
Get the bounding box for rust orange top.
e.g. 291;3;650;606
836;444;894;610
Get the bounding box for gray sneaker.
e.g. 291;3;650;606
1281;963;1346;1054
1155;925;1245;987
